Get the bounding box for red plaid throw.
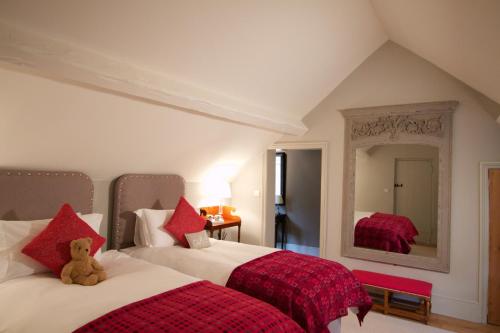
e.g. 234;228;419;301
354;214;418;254
226;251;372;333
73;280;304;333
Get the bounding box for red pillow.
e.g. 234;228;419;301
22;203;106;277
164;196;207;248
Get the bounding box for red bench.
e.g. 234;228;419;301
353;270;432;323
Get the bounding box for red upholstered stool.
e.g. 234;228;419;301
353;270;432;323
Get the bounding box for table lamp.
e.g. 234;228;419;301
205;180;231;223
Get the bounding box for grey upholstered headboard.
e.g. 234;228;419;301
111;174;185;250
0;169;93;221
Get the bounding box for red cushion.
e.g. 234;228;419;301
164;197;207;248
22;203;106;277
352;270;432;297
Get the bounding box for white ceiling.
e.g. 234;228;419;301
0;0;387;122
372;0;500;106
1;0;499;127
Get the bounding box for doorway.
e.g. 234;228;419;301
480;162;500;325
262;142;328;258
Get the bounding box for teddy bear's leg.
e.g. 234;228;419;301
60;263;74;284
61;276;73;284
96;270;107;282
73;274;98;286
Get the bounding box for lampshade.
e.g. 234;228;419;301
203;179;232;200
275;195;284;205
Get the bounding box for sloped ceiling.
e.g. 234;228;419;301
372;0;500;108
0;0;387;132
1;0;498;130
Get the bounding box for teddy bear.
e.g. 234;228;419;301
60;237;106;286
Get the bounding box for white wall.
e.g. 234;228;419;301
278;41;500;322
231;153;266;245
0;66;280;241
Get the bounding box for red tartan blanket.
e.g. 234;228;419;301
354;215;417;254
226;251;372;333
73;280;304;333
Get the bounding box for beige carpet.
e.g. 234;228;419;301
342;311;453;333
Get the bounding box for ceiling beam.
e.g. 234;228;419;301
0;21;307;135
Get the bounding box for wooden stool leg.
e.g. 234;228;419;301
424;300;431;324
384;290;389;315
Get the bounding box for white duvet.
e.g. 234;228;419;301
122;238;277;286
0;250;199;333
122;240;343;333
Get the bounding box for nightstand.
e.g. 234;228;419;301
204;216;241;242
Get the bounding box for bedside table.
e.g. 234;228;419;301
204;216;241;242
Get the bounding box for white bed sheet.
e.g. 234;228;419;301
122;238;277;286
0;250;199;333
122;240;343;333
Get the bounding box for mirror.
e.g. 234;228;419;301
354;144;438;257
341;101;457;272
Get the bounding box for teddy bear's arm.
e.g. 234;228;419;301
60;263;74;284
90;257;104;271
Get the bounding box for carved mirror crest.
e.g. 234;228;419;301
341;101;457;272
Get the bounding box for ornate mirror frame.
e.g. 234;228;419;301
341;101;458;272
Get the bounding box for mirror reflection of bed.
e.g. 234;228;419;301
353;144;438;257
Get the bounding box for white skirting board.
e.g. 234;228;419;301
431;293;482;323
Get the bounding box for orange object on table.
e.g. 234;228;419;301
200;205;237;219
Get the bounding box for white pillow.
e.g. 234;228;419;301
77;213;104;259
0;218;51;283
185;230;211;249
134;209;176;247
77;213;103;234
133;210;150;247
0;213;103;283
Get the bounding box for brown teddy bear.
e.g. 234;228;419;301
60;237;106;286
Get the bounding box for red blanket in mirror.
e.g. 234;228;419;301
354;212;419;254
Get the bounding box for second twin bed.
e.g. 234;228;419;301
111;174;372;333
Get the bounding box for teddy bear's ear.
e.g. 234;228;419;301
70;239;78;248
86;237;93;245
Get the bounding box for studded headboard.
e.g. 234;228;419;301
111;174;185;249
0;169;93;221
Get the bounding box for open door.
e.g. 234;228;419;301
488;169;500;325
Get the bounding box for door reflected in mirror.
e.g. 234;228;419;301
353;144;438;257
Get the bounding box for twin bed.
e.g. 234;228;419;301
0;170;372;333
